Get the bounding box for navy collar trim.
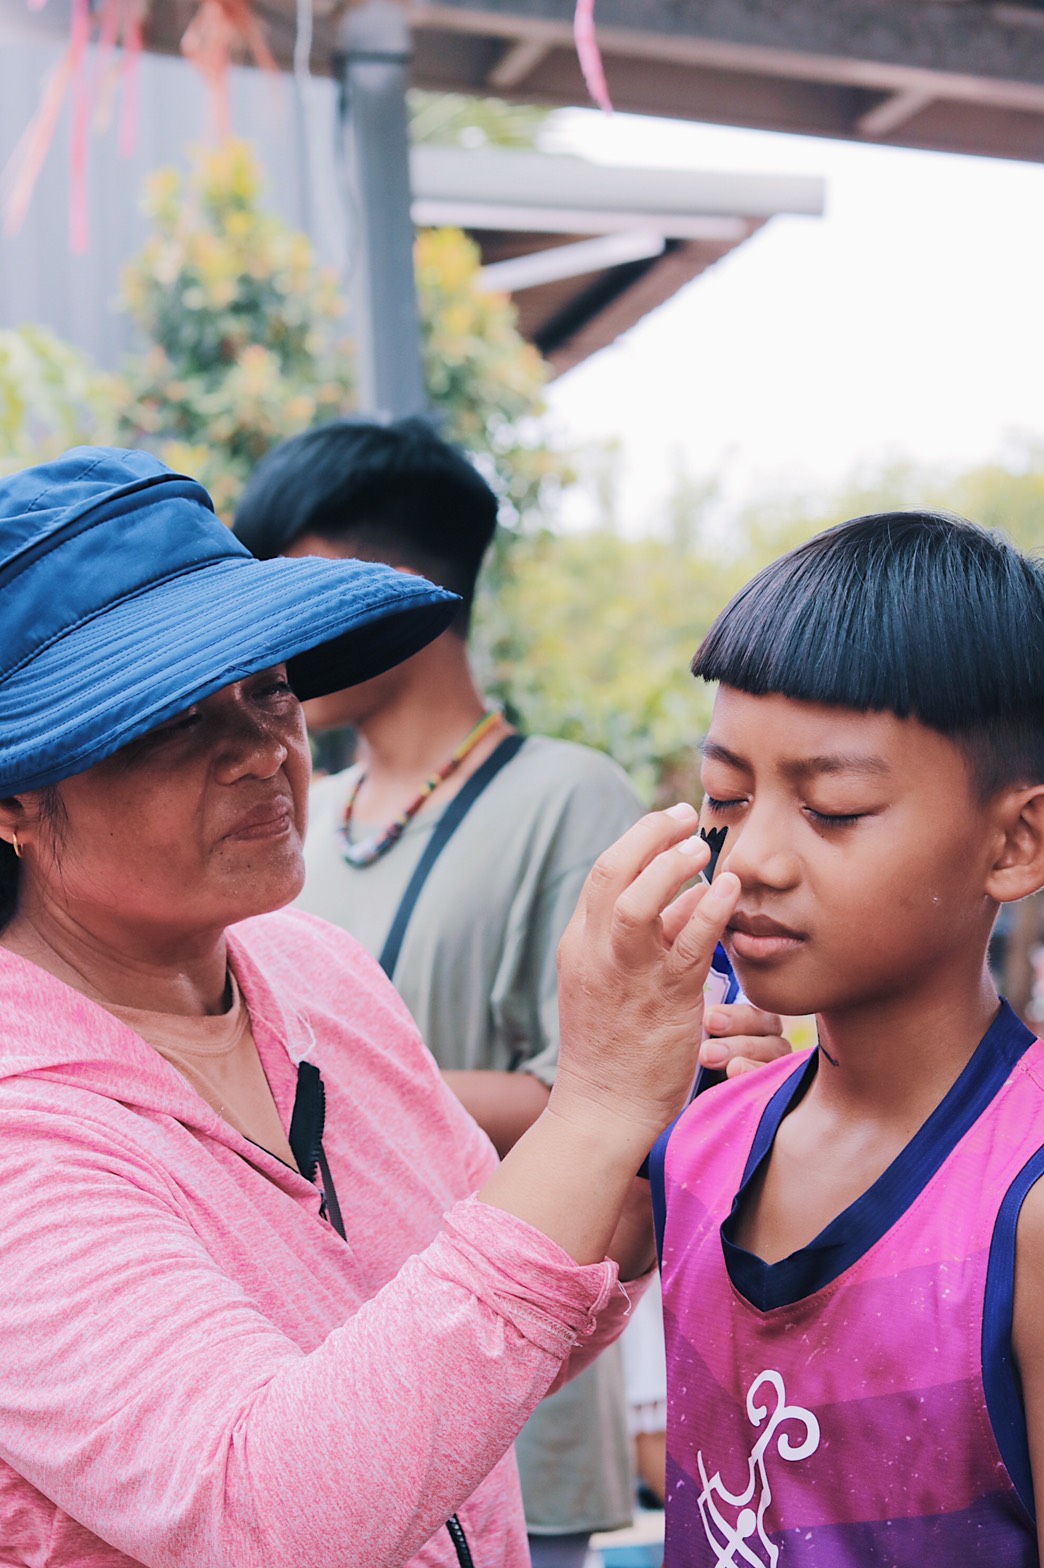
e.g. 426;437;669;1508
722;1000;1035;1312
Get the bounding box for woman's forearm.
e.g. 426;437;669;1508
478;1097;652;1267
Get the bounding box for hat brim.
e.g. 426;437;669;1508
0;553;457;793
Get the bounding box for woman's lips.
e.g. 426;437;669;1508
726;911;805;962
223;800;295;842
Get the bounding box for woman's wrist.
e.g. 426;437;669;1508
547;1066;688;1159
478;1101;654;1266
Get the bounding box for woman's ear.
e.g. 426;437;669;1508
986;786;1044;905
0;796;27;846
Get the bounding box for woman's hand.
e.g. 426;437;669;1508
479;804;740;1266
552;802;741;1154
476;802;736;1266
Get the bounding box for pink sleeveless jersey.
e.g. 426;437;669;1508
650;1002;1044;1567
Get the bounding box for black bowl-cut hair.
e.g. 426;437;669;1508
692;510;1044;798
233;417;499;635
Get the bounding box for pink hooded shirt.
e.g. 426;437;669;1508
0;909;638;1568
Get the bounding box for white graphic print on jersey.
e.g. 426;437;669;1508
695;1369;821;1567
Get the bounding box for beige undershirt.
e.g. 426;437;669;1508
102;970;299;1172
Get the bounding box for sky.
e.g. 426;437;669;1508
539;109;1044;532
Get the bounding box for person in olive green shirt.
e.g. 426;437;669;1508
234;417;788;1567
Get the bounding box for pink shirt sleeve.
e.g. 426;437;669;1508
0;1114;637;1568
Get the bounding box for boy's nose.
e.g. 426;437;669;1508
719;813;796;890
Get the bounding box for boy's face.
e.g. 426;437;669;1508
699;686;1000;1020
283;532;417;733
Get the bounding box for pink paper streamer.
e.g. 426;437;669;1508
119;4;144;159
3;0;149;248
574;0;612;113
67;0;92;252
7;0;277;249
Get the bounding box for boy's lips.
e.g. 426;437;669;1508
726;910;806;962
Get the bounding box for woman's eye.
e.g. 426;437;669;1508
154;712;200;738
256;675;293;700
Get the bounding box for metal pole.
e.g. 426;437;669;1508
335;0;427;419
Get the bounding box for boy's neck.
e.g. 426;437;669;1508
813;961;1003;1129
350;640;501;817
731;962;1009;1267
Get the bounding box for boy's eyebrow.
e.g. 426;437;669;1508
787;753;892;781
699;738;891;780
699;739;747;768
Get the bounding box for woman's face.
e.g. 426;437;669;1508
22;668;311;945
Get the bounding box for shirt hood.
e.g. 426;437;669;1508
0;926;305;1137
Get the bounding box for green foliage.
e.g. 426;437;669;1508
416;226;571;534
479;526;727;804
480;445;1044;802
725;443;1044;558
0;325;122;475
946;439;1044;553
409;91;550;150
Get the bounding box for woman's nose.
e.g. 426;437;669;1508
215;718;289;782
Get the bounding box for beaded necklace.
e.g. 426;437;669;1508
339;710;501;867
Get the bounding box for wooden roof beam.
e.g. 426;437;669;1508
407;0;1044;112
856;88;935;138
487;37;552;88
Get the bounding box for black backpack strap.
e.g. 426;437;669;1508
378;732;526;980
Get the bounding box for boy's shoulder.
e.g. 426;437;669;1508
674;1049;812;1146
650;1050;812;1241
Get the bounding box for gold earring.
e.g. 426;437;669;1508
10;830;23;860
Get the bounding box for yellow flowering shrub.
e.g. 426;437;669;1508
116;143;567;528
119;142;355;518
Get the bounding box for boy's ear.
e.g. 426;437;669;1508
986;786;1044;904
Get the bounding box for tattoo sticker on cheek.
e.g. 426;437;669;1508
699;825;728;881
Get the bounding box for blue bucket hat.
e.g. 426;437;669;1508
0;447;459;794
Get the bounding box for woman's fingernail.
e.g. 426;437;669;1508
701;1039;728;1066
705;1009;726;1033
666;801;697;821
677;835;703;856
704;871;740;908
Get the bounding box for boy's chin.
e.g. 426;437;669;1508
732;968;822;1025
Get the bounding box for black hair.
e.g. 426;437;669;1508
692;510;1044;797
233;417;499;635
0;840;17;930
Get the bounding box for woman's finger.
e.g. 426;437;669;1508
578;804;703;936
660;881;706;947
665;872;741;984
609;832;711;969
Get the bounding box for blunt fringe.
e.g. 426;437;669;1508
233;416;498;634
692;511;1044;796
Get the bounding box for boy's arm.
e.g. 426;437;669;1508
1011;1177;1044;1543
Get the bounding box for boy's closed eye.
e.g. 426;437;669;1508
702;792;880;828
702;793;746;815
803;806;872;827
